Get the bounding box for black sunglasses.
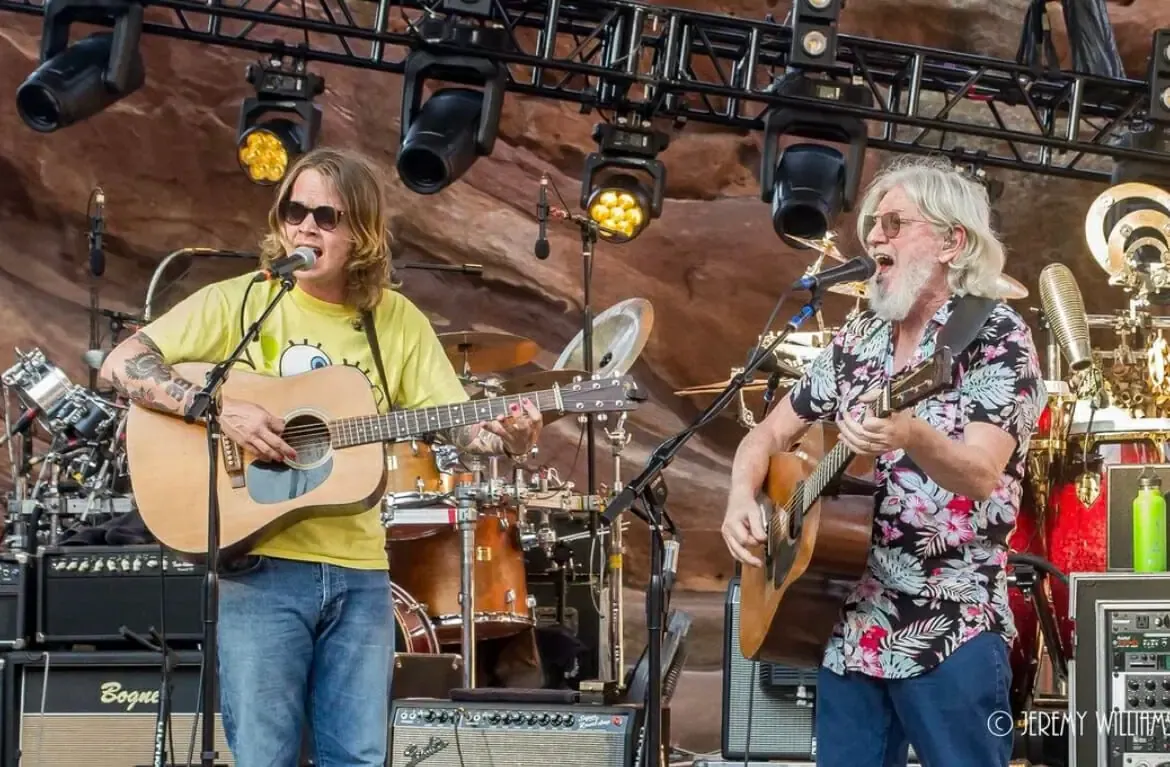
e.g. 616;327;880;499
280;200;345;232
862;211;930;240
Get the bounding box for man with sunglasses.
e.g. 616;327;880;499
721;156;1043;767
100;147;542;767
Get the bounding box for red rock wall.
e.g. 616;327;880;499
0;0;1165;592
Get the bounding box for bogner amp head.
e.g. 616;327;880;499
390;698;639;767
3;650;234;767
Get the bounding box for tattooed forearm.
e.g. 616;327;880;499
448;424;507;456
102;332;198;416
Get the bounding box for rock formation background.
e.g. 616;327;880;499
1;0;1168;755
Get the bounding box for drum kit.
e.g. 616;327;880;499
382;299;654;687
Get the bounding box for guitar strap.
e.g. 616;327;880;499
360;309;395;411
936;293;998;362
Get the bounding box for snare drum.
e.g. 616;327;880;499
393;581;440;654
384;440;472;541
388;505;533;645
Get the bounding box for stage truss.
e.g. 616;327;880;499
0;0;1166;182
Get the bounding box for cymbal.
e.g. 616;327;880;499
995;273;1028;300
1085;183;1170;277
828;281;868;298
673;379;789;397
785;234;847;263
439;331;539;373
554;298;654;378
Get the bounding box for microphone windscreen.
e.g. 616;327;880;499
1038;263;1092;371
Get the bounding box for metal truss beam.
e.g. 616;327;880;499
1;0;1166;183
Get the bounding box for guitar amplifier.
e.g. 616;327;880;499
2;650;234;766
0;552;33;649
36;545;204;646
390;698;639;767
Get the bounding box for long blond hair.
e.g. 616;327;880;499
259;147;393;312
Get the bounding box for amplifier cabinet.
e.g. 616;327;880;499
3;650;234;767
36;545;204;646
390;698;638;767
0;552;32;649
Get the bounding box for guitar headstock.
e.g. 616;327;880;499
556;375;646;414
886;348;954;413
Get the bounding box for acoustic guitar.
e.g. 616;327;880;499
738;348;953;668
126;362;642;561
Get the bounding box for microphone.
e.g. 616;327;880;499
662;539;680;593
792;254;876;292
254;246;318;283
534;174;550;260
0;406;40;448
89;187;105;278
1038;263;1092;371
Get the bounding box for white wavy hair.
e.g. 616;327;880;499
854;155;1006;298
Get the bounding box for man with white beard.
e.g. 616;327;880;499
721;155;1044;767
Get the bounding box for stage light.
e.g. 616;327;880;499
789;0;842;69
15;0;145;133
759;76;872;249
397;52;505;195
580;123;669;243
236;54;323;186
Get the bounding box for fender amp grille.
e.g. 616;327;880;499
3;650;234;767
390;699;638;767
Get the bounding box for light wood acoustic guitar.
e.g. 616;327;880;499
738;348;953;668
126;362;643;562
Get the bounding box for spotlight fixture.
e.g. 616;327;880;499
789;0;843;69
15;0;146;133
236;53;324;185
397;50;506;195
580;122;669;243
759;76;873;248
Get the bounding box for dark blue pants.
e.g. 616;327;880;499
814;631;1014;767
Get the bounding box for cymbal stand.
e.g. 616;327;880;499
602;412;631;685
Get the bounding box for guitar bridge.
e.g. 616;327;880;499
221;437;246;489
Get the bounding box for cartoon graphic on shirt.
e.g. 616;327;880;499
279;340;332;377
277;339;386;409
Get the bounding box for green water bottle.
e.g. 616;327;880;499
1133;469;1168;573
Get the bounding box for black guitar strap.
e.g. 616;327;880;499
936;293;998;361
361;309;394;410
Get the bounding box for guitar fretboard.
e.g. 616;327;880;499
328;390;561;448
801;441;855;512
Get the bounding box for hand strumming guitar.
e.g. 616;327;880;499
220;397;297;463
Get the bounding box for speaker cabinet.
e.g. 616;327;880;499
3;650;233;767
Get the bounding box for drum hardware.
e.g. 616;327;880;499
454;479;480;689
1006;554;1069;714
601;411;631;685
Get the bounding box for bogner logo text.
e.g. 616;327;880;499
403;735;448;767
99;681;160;712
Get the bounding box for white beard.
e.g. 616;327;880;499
868;257;937;322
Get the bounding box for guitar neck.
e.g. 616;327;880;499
799;441;857;513
329;389;561;448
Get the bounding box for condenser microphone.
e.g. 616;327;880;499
1038;263;1092;371
254;246;318;282
792;254;876;292
534;174;550;260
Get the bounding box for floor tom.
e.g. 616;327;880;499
393;581;440;654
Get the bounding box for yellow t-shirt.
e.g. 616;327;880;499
139;272;469;569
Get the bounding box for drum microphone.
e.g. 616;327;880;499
1038;263;1093;371
792;254;876;292
89;187;105;278
254;246;318;283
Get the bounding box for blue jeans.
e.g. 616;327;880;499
218;556;395;767
814;631;1013;767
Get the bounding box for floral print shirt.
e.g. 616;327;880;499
787;295;1043;679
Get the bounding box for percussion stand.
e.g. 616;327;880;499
183;275;295;767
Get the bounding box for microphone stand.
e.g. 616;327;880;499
601;287;826;767
183;274;298;767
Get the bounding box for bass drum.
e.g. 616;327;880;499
393;581;440;654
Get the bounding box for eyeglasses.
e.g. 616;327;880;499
862;211;931;240
280;200;345;232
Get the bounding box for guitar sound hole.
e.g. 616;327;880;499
283;413;331;470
